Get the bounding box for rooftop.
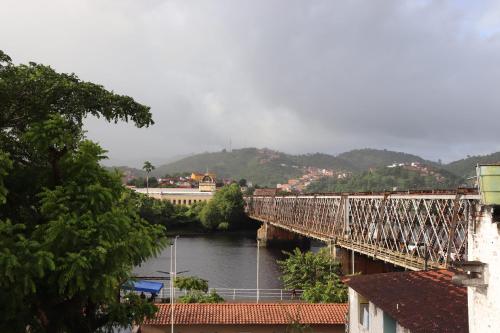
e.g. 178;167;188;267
143;303;347;326
344;269;468;333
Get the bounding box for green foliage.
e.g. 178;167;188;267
174;276;209;293
444;151;500;177
177;290;224;304
306;166;463;193
277;248;347;303
0;51;166;332
336;148;432;171
174;276;223;304
150;148;440;186
143;161;155;174
301;280;348;303
134;194;206;232
199;184;247;231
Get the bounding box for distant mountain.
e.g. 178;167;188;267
115;147;500;188
151;148;304;186
337;148;435;171
149;147;435;186
443;152;500;178
105;166;145;178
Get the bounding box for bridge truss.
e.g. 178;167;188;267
245;191;480;270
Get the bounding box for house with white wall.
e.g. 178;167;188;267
344;269;468;333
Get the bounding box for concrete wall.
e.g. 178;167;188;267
468;206;500;333
140;323;344;333
256;222;310;248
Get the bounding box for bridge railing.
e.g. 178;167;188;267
245;190;480;270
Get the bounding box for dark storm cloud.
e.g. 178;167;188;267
1;0;500;165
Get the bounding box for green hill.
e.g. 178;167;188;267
337;148;435;171
306;166;463;193
152;148;302;186
152;148;359;186
149;148;435;187
443;152;500;177
115;147;500;188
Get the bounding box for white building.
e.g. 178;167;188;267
465;206;500;332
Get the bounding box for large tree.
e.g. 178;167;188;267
0;51;167;332
277;248;347;303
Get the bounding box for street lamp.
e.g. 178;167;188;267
171;236;179;333
256;239;260;303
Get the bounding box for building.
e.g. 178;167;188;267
344;269;468;333
139;303;347;333
191;172;216;182
254;188;278;196
134;173;216;205
464;194;500;332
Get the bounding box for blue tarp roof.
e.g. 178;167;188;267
123;280;164;294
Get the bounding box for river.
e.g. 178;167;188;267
134;233;323;289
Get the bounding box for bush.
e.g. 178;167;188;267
277;248;347;303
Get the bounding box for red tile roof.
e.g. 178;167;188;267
143;303;347;325
344;269;468;333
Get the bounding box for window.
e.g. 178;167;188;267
183;200;186;204
383;312;396;333
188;200;192;205
359;295;369;329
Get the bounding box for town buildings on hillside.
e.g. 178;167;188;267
133;173;217;205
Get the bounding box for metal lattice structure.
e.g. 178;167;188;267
245;191;480;270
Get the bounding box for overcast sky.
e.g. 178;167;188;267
2;0;500;166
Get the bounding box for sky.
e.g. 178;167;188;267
1;0;500;167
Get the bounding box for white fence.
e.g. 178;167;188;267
126;287;303;301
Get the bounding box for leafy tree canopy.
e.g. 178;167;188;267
0;51;166;332
199;183;246;230
277;248;347;303
174;276;223;304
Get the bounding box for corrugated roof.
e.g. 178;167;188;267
143;303;347;325
344;269;468;333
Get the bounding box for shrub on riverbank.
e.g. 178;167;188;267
135;183;253;233
174;276;224;303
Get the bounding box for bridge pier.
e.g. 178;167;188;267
257;222;310;248
332;246;402;275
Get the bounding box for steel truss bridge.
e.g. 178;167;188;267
245;190;480;271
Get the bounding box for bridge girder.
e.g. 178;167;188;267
245;192;480;271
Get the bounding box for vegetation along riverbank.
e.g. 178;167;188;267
133;183;256;234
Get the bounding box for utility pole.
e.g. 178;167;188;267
170;244;174;333
256;239;260;303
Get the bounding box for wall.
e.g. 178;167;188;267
468;206;500;333
256;222;310;248
140;323;344;333
348;288;409;333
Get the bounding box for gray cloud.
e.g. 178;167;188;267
1;0;500;166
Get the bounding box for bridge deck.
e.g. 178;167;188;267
245;190;480;271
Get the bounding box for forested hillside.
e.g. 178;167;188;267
113;147;500;188
148;148;436;186
306;166;463;193
443;152;500;177
337;148;434;170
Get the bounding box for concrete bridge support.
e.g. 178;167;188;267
257;222;310;248
327;241;401;275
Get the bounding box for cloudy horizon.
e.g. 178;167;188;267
2;0;500;167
